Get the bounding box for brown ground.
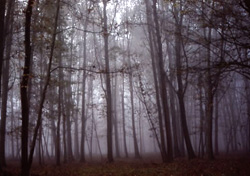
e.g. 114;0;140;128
1;156;250;176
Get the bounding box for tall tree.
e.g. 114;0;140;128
173;0;196;159
127;37;141;159
20;1;34;175
152;0;173;162
28;0;61;169
144;0;168;162
0;0;6;95
103;0;113;163
80;6;89;162
121;57;128;158
0;0;15;169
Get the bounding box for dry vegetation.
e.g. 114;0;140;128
1;156;250;176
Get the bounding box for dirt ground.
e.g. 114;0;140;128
1;156;250;176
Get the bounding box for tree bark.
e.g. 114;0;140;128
28;0;60;169
144;0;168;162
214;94;219;155
113;64;120;158
205;26;215;160
80;15;88;163
0;0;14;169
152;0;173;162
175;24;196;160
103;0;113;163
0;0;6;96
121;70;129;158
127;38;141;159
20;1;34;175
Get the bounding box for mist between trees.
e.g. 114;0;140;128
0;0;250;175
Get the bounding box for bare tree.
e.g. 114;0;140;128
28;0;61;170
0;0;6;95
144;0;168;162
103;0;113;163
0;0;15;169
172;0;196;159
20;1;34;175
152;0;173;162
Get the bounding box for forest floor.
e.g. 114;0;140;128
1;155;250;176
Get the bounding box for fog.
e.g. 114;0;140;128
0;0;250;175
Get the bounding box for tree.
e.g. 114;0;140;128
20;1;34;175
0;0;6;95
0;0;15;169
80;3;89;162
103;0;113;163
172;0;196;159
152;0;173;162
29;0;60;167
144;0;168;162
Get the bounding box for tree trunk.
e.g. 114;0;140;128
214;94;219;155
20;1;34;175
175;26;196;160
80;17;88;163
56;89;62;165
66;98;74;161
138;74;162;152
127;40;141;159
20;0;34;174
28;0;60;169
198;75;205;157
121;70;129;158
129;70;141;159
103;0;113;163
56;32;63;166
144;0;168;162
113;68;120;158
74;74;80;159
152;0;173;162
0;0;14;169
38;119;43;165
166;36;182;157
0;0;6;96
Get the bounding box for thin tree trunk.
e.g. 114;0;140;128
74;74;80;159
121;70;129;158
244;78;250;152
173;0;196;159
205;25;214;160
175;26;196;160
56;92;62;165
28;0;61;169
166;38;181;157
103;0;113;163
10;91;15;159
0;0;6;96
113;69;120;158
64;85;74;162
80;18;88;163
20;1;34;175
127;41;141;159
38;119;43;165
198;75;205;157
152;0;173;162
0;0;14;168
144;0;168;162
56;34;63;166
138;74;161;152
93;115;103;159
214;94;219;155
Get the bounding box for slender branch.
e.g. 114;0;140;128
50;66;129;74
